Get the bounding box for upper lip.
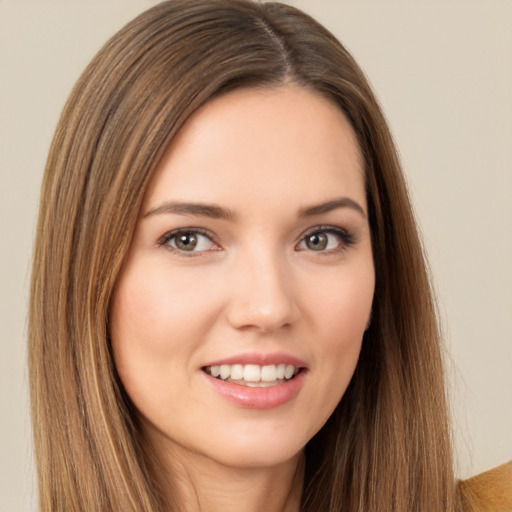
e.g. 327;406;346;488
203;352;308;369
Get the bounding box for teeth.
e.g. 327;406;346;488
243;364;261;382
284;365;295;379
231;364;244;380
220;365;230;380
205;363;300;383
261;365;276;382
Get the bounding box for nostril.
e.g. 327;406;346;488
226;300;299;333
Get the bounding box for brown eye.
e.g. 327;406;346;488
159;229;218;254
305;232;328;251
174;233;198;251
297;227;355;253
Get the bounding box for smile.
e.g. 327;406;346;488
203;364;300;387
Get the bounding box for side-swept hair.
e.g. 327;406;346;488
29;1;462;510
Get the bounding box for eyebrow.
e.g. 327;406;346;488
143;197;366;221
298;197;366;218
144;201;236;220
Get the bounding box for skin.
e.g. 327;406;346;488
110;84;375;512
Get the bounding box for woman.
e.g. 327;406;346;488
28;1;511;511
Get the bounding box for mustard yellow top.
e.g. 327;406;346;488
459;461;512;512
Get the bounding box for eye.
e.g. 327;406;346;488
296;227;354;253
159;228;219;254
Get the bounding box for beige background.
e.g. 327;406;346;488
1;1;511;510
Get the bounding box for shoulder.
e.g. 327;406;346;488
459;461;512;512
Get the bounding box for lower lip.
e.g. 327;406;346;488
202;370;307;409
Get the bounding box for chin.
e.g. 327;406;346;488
198;424;310;469
208;444;303;470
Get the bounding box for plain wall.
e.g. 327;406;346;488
1;1;510;510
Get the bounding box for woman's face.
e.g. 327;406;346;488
110;84;375;469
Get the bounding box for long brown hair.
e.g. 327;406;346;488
29;1;462;510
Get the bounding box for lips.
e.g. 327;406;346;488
204;352;307;368
201;353;307;409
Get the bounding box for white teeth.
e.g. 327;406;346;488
205;363;300;383
243;364;261;382
284;365;295;379
261;365;277;382
220;365;230;380
230;364;244;380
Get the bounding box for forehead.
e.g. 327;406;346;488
144;84;365;214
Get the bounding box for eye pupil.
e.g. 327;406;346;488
306;232;328;251
175;233;198;251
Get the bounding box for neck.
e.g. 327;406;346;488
155;445;305;512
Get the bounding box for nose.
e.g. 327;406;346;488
226;249;300;333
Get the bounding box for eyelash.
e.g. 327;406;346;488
157;228;219;257
297;225;355;254
157;225;355;256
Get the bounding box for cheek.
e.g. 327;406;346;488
310;263;374;344
109;258;231;420
110;279;172;372
110;264;217;360
303;263;373;418
109;268;186;403
109;270;195;429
